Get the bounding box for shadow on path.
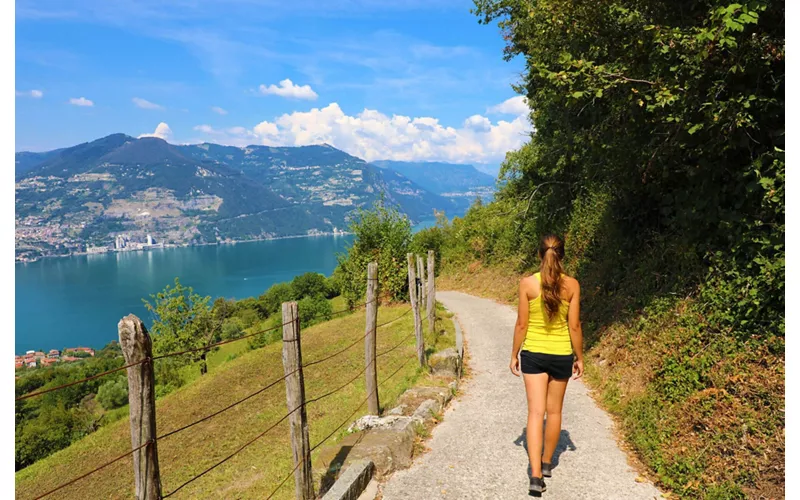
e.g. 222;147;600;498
513;424;577;476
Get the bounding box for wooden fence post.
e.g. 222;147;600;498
365;262;379;415
416;255;427;314
118;315;161;500
281;302;314;500
427;250;436;334
407;253;425;368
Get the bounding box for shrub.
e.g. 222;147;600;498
95;378;128;410
336;198;412;307
298;295;333;328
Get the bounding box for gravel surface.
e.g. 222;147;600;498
379;291;663;500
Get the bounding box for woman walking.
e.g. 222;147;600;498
509;234;584;496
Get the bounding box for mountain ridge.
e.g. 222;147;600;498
15;134;467;262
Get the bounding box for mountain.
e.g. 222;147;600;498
15;135;460;261
371;160;495;195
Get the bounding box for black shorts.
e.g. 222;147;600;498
520;351;574;380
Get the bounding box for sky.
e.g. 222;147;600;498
14;0;531;168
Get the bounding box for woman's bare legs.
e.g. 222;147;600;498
543;377;569;464
523;373;549;478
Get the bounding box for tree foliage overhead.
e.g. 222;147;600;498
471;0;783;335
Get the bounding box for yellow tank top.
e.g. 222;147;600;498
522;272;573;355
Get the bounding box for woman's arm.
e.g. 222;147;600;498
567;280;584;379
510;279;529;376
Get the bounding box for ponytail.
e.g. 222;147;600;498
538;234;565;321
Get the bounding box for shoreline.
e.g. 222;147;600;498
14;230;355;265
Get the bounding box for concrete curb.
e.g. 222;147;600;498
320;460;375;500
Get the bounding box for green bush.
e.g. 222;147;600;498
298;295;333;328
335;199;412;307
258;282;295;317
221;317;245;340
95;378;128;410
291;272;328;300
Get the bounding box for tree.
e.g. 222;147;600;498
143;278;219;375
96;378;128;410
335;198;413;307
297;295;333;328
290;272;328;300
257;282;295;317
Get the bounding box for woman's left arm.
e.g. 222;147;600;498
510;279;529;376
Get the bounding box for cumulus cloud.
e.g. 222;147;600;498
16;89;43;98
463;114;492;132
258;79;318;100
133;97;164;110
139;122;173;140
69;96;94;107
211;106;228;115
193;101;532;164
487;95;529;116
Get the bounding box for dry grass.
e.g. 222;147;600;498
437;261;519;305
439;261;784;498
15;303;455;500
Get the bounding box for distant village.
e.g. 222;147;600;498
15;347;96;370
85;233;164;255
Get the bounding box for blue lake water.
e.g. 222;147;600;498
15;235;354;354
14;220;442;354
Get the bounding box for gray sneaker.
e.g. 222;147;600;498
529;476;547;495
542;462;553;478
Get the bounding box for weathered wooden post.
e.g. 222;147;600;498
407;253;425;368
365;262;379;415
427;250;436;334
417;255;427;314
281;302;314;500
118;315;161;500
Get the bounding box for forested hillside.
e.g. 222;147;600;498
425;1;784;497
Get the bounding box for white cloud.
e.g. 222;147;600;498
139;122;173;140
487;95;529;116
16;89;43;98
463;114;492;132
133;97;164;110
193;101;532;164
69;97;94;107
211;106;228;115
258;79;318;100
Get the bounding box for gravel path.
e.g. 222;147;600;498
379;291;662;500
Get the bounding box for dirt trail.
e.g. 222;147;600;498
379;291;662;500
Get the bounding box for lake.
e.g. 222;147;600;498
15;220;442;354
15;235;354;354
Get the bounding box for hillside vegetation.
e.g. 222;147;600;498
16;303;455;499
426;1;784;498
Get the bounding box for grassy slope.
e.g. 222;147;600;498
16;303;455;500
438;263;784;499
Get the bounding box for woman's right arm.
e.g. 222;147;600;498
567;279;584;379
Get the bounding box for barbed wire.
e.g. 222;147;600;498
265;354;416;499
15;297;383;401
15;359;148;402
29;440;153;500
156;306;413;441
20;290;421;500
162;323;418;498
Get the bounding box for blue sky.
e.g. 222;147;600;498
15;0;531;167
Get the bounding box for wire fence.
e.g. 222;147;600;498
18;253;438;500
16;297;379;403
